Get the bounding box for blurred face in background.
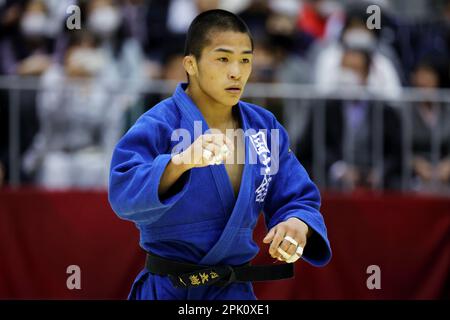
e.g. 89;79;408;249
20;0;48;39
250;42;276;83
87;0;122;38
411;65;440;109
339;49;370;86
412;66;439;89
342;19;377;52
163;54;187;83
64;34;106;78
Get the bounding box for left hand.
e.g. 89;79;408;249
263;217;311;263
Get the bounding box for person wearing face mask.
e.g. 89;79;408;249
83;0;147;117
310;3;402;100
20;6;48;38
297;47;403;191
2;0;53;76
87;1;122;39
22;31;124;189
0;1;53;187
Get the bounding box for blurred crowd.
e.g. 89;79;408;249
0;0;449;194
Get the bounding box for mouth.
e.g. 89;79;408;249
225;86;242;94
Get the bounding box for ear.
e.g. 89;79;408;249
183;55;197;77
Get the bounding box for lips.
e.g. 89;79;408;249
225;86;242;94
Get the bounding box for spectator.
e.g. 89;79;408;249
84;0;146;107
264;2;318;150
310;2;403;99
297;47;402;190
22;31;124;189
410;59;450;192
0;0;53;75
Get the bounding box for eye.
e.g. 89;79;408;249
218;57;228;62
241;58;250;64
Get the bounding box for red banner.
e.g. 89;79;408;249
0;189;448;299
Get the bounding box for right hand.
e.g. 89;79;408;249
172;133;234;169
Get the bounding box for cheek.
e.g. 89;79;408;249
199;63;222;82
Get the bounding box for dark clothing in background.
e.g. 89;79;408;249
296;99;403;190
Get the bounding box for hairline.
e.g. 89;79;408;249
189;28;253;61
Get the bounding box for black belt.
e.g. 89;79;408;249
145;252;294;288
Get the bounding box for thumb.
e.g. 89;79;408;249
263;227;276;244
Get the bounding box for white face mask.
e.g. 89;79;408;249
343;29;376;51
68;48;106;75
21;13;48;37
338;67;362;86
88;6;121;37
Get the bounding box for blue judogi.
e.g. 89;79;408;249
108;83;332;300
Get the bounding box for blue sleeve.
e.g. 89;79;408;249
263;120;332;267
108;114;191;225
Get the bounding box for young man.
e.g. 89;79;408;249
108;9;331;300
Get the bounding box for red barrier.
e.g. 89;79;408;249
0;189;448;299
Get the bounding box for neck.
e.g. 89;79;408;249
185;82;235;129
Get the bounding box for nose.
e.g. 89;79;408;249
228;61;241;80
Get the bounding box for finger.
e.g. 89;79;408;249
210;146;227;165
208;133;234;151
202;149;213;161
202;143;221;164
208;133;227;146
202;133;227;147
203;142;220;154
263;227;276;244
202;134;214;143
269;228;286;258
202;135;223;148
277;247;291;261
280;241;297;258
202;140;229;152
286;253;300;263
295;245;304;257
282;234;300;257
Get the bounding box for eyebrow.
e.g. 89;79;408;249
213;48;253;54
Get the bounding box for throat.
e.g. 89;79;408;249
185;85;235;129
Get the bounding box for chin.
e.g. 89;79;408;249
226;96;241;106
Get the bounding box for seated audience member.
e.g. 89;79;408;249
409;60;450;192
22;31;124;189
297;47;402;190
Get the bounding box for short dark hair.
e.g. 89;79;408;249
184;9;254;60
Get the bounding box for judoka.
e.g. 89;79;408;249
108;9;331;300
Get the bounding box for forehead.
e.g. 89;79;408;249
203;30;253;54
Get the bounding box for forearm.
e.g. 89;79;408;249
158;154;193;197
